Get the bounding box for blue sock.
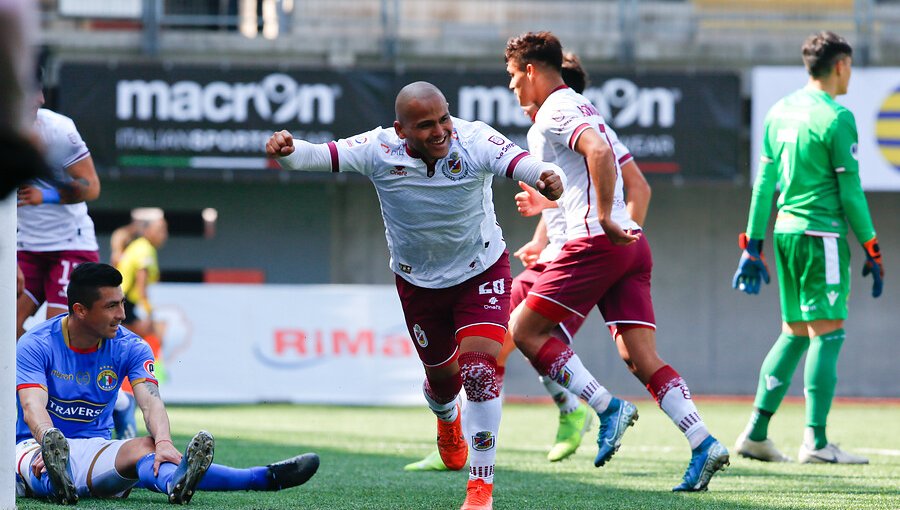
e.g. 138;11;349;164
196;464;270;491
135;453;270;492
28;469;53;497
136;453;178;493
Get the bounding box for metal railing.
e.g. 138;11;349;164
39;0;900;67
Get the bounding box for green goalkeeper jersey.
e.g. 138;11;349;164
746;88;876;242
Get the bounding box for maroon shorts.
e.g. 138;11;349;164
18;250;100;309
395;253;512;368
512;262;585;343
526;234;655;329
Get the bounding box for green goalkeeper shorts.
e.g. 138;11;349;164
774;233;851;323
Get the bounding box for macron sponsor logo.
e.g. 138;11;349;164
765;375;783;391
826;291;839;306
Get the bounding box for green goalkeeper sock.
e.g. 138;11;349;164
749;333;810;441
805;329;845;449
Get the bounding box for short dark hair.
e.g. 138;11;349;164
67;263;122;313
505;31;563;72
561;52;589;94
802;31;852;78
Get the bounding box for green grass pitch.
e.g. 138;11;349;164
17;399;900;509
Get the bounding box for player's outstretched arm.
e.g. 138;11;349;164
576;129;638;245
265;129;336;172
134;381;181;473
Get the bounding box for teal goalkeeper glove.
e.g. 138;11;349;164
732;233;770;295
862;237;884;298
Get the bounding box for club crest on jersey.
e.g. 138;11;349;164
472;431;495;451
487;135;505;145
413;324;428;348
96;368;118;391
143;359;156;376
442;152;467;181
555;368;573;388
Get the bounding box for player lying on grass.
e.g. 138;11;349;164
15;262;320;505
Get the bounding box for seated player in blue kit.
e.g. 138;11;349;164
15;262;319;505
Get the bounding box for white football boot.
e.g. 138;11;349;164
734;429;791;462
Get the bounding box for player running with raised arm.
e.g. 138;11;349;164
732;31;883;465
504;32;729;492
15;263;320;505
266;81;565;510
404;53;652;471
16;68;101;339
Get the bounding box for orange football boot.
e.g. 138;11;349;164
460;478;493;510
436;405;467;470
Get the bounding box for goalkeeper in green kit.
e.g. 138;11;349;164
732;31;884;464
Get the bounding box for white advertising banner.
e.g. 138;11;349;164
147;283;424;405
752;67;900;191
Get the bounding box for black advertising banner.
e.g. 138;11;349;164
58;62;739;178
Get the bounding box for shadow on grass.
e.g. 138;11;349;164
16;435;895;510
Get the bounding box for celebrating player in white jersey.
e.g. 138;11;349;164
16;79;102;339
504;32;729;492
266;81;565;510
404;54;652;472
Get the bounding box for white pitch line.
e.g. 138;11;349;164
856;448;900;457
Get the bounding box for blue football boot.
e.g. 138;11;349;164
594;397;638;467
673;435;730;492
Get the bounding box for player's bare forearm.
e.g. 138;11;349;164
621;161;651;226
60;157;100;203
134;381;172;443
19;387;54;442
578;132;637;245
532;217;548;245
588;147;615;224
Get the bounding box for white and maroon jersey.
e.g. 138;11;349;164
290;117;562;288
17;109;97;252
534;87;639;241
526;123;568;263
527;111;635;261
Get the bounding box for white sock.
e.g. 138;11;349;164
540;375;580;414
464;397;501;484
659;381;709;449
556;353;612;414
424;389;458;423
